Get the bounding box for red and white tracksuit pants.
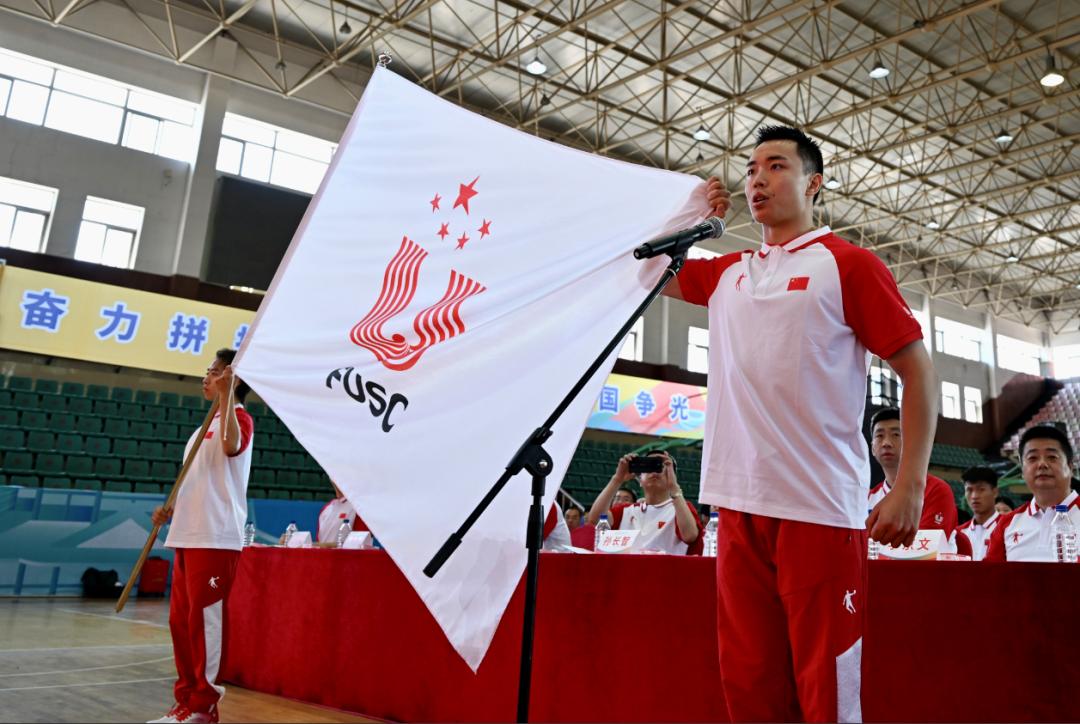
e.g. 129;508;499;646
168;548;240;713
716;509;867;723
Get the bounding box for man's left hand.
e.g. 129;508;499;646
213;364;235;399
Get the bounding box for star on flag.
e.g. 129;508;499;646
453;177;479;214
456;232;470;250
430;193;441;212
437;222;450;240
478;219;491;238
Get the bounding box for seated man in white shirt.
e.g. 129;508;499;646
986;425;1080;562
957;466;1001;561
586;451;703;555
612;487;637;507
316;482;367;544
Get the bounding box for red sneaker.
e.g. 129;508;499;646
172;705;218;724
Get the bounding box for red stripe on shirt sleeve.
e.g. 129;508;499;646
822;237;923;359
983;514;1011;562
676;253;744;307
227;407;254;458
920;475;958;536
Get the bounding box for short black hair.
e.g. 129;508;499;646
754;125;825;203
870;407;900;431
995;494;1016;509
1019;424;1073;464
962;466;999;488
616;485;637;499
215;348;250;403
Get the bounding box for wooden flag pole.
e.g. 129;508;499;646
116;396;221;613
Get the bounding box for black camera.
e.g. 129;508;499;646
628;455;664;474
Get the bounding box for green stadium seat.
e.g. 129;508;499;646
61;382;85;397
10;474;41;487
64;455;94;477
138;441;166;460
26;431;55;452
261;451;284;468
86;384;109;400
277;470;299;487
129;421;155;439
113;439;139;458
150;461;176;483
34;379;59;395
135;390;157;405
158;392;180;407
0;409;18;427
103;418;130;438
7;376;32;391
143;405;166;423
0;428;26;450
20;411;48;430
104;481;132;493
122;459;150;482
246;401;266;416
41;395;67;412
56;434;84;454
75;416;103;435
164;443;185;460
133;482;162;495
95;458;123;479
0;390;11;407
94;400;119;417
67;397;93;415
85;437;110;456
167;408;192;425
13;392;40;410
282;453;304;470
180;395;204;410
47;413;75;433
291;491;314;501
154;423;179;441
251;469;276;487
268;489;290;500
74;478;102;491
43;475;74;488
248;487;270;499
110;387;133;403
4;451;33;473
299;471;324;487
117;403;142;419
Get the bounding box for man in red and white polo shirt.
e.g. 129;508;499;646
985;425;1080;562
957;466;1002;561
868;407;958;541
587;451;703;555
673;126;938;721
149;349;254;724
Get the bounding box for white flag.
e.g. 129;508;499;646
235;67;706;670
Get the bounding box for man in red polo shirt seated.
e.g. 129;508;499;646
957;466;1002;561
869;407;958;546
586;451;703;555
986;425;1080;562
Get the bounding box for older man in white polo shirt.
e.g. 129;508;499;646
986;425;1080;562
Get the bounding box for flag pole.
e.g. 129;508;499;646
116;397;221;613
424;251;689;722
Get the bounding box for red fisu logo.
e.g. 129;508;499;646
350;236;486;371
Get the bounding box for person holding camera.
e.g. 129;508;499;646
586;451;703;555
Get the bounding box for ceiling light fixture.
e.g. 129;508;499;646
868;54;890;79
1040;54;1065;88
693;125;711;142
824;177;841;190
1006;252;1020;263
275;59;286;72
339;6;351;35
994;129;1014;144
925;220;940;229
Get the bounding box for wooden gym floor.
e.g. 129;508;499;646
0;598;376;724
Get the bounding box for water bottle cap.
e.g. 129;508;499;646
600;514;608;521
710;512;719;519
1055;504;1069;513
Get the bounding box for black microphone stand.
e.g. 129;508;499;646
424;250;689;723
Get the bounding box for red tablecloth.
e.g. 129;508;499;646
221;549;1079;722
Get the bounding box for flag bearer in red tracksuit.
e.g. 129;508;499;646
149;348;254;724
667;125;938;722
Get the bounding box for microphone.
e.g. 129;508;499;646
633;217;726;260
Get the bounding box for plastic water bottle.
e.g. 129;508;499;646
242;521;256;547
703;512;719;557
283;521;297;546
335;513;351;548
594;514;611;551
867;509;880;560
1050;505;1077;563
